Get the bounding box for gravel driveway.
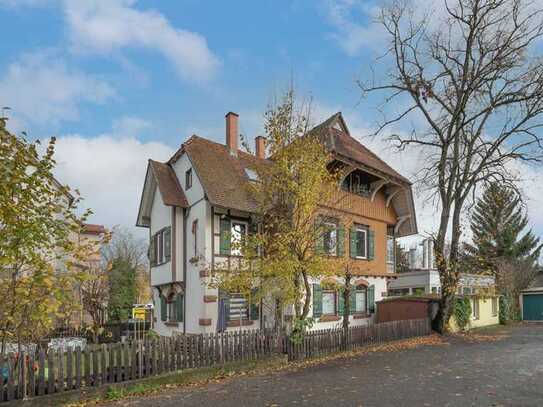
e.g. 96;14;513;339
106;324;543;407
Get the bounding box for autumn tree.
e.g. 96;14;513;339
103;226;148;322
360;0;543;332
0;117;92;354
210;91;345;337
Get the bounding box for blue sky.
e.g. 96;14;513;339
1;0;542;244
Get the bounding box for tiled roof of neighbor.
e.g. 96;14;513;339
307;113;411;184
180;135;267;213
82;223;106;235
149;159;188;208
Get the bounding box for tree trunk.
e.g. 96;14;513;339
342;274;352;351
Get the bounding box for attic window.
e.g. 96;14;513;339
245;168;258;181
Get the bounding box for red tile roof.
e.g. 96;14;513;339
82;223;106;235
149;159;188;208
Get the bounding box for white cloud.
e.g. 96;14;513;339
321;0;388;56
0;51;114;126
50;121;175;235
63;0;221;83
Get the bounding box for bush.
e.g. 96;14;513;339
454;297;472;330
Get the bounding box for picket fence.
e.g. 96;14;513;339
0;318;431;403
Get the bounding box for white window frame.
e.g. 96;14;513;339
323;221;339;256
322;290;337;315
472;298;480;320
491;297;498;317
354;225;367;259
386;235;394;264
354;289;367;314
231;220;248;256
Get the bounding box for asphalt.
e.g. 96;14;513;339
106;324;543;407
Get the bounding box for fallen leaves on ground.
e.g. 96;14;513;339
87;335;447;405
453;332;509;343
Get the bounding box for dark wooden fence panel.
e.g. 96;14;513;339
0;318;430;403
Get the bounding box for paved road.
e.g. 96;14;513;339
110;325;543;407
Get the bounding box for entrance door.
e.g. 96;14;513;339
523;294;543;321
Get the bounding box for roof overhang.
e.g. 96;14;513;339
335;155;417;237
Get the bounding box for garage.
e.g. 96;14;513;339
521;288;543;321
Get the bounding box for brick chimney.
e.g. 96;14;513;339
255;136;266;159
225;112;239;156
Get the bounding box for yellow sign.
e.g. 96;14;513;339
132;307;147;320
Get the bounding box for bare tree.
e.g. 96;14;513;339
361;0;543;332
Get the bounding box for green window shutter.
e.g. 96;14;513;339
250;289;259;320
312;284;322;318
349;288;356;314
160;296;167;321
338;289;345;316
219;218;231;255
349;228;357;258
315;220;324;254
368;285;375;313
164;227;172;261
176;293;184;322
368;230;375;260
149;235;156;266
337;225;345;257
224;293;231;321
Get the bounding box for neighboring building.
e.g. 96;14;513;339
520;273;543;322
387;242;500;330
136;112;417;336
388;269;495;297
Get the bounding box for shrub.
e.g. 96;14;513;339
454;297;472;330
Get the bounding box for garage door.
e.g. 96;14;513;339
523;294;543;321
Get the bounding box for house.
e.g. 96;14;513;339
387;243;500;330
388;269;495;296
136;111;417;336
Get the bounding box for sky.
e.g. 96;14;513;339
1;0;542;246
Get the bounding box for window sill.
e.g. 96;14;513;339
226;319;254;327
318;315;341;322
353;313;370;319
151;260;171;268
164;321;179;327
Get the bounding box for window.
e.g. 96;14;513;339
322;291;336;315
231;221;247;256
462;286;473;295
388;288;410;297
387;236;394;264
185;168;192;189
492;297;498;317
161;292;183;323
323;221;338;256
352;225;367;259
192;219;198;256
412;287;425;295
431;287;438;294
228;294;249;320
150;227;171;266
355;289;367;313
472;298;480;320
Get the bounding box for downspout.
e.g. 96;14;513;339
183;206;190;334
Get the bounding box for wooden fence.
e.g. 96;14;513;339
0;318;430;403
286;318;432;361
